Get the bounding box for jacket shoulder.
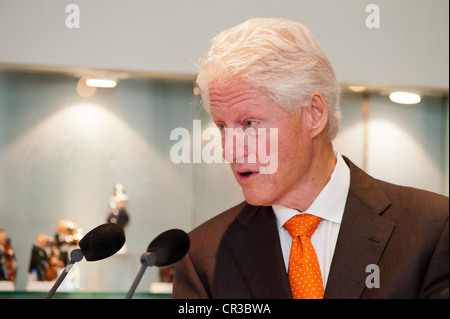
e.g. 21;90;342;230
344;155;448;221
188;202;247;247
192;202;246;231
375;178;449;221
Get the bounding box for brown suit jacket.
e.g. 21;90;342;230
173;157;449;298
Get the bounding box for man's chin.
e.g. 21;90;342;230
242;190;274;207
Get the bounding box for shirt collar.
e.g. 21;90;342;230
273;151;350;229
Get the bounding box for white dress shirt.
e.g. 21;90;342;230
272;151;350;288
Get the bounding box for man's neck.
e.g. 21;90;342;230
274;142;337;211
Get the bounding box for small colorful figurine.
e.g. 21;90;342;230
106;183;130;229
0;228;18;282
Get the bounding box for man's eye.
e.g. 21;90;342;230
217;123;226;131
245;121;257;128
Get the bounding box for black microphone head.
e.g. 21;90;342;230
79;223;126;261
147;229;190;267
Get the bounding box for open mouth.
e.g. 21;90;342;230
236;170;259;184
240;172;253;177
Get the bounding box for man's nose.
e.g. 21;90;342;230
223;128;257;163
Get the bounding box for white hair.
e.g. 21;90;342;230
196;18;341;140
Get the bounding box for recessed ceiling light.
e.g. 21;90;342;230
348;85;367;93
85;78;117;88
389;91;421;104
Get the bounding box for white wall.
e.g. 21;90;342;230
334;92;448;195
0;0;448;89
366;94;445;194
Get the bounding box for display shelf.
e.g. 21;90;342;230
0;290;172;299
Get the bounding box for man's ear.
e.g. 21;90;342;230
308;91;329;139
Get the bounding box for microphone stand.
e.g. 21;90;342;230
125;252;157;299
45;249;84;299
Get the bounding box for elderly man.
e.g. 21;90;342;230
172;18;449;299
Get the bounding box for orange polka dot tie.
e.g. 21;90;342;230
283;214;324;299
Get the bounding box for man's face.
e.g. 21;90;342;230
209;81;315;207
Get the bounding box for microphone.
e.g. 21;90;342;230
125;229;190;299
45;223;125;299
78;222;126;261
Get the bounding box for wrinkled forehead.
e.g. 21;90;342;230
208;81;267;114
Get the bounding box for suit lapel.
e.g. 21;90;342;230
324;158;395;298
224;204;293;298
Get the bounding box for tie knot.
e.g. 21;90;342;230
283;214;321;238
